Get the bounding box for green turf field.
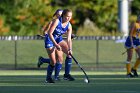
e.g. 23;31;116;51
0;70;140;93
0;40;139;93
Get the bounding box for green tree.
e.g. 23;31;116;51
0;0;55;35
0;0;140;36
51;0;118;35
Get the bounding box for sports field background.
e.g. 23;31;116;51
0;39;137;71
0;39;140;93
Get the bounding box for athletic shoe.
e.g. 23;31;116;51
126;73;134;78
131;68;138;77
45;78;55;83
37;56;43;68
63;74;75;81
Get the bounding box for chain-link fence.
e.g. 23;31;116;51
0;36;137;71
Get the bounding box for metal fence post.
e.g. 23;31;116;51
14;40;17;69
96;40;99;68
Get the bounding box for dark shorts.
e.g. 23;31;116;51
125;36;140;49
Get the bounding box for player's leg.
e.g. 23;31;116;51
59;40;75;81
54;50;63;80
46;47;56;83
132;47;140;77
64;56;75;81
37;56;50;68
37;49;61;68
125;37;134;77
126;48;134;77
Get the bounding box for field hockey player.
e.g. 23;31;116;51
124;15;140;78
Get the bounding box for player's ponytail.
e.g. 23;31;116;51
53;9;63;17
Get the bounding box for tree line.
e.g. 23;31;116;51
0;0;140;36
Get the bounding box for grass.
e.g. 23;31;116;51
0;70;140;93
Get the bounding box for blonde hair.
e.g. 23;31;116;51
61;9;72;18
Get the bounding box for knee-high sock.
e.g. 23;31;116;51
46;65;54;79
54;62;62;78
133;58;140;70
126;61;131;74
65;57;72;75
40;57;50;63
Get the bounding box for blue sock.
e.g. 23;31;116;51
46;65;54;79
55;62;62;78
40;57;50;64
65;57;72;75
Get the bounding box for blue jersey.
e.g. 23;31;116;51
45;17;71;48
53;17;70;37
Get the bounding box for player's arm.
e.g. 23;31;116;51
42;21;52;35
41;22;48;35
67;24;72;53
129;23;136;48
48;19;61;50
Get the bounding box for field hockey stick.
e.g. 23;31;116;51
36;34;77;39
122;47;134;55
71;34;77;40
62;34;77;40
122;50;127;55
69;53;90;83
36;34;45;38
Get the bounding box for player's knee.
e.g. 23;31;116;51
50;60;57;66
57;58;63;63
